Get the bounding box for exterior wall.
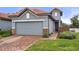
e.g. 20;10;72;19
11;10;48;30
49;19;55;34
0;19;11;30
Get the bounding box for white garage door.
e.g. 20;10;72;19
15;21;43;35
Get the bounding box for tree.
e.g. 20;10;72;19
71;16;79;28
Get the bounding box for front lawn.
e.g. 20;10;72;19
26;32;79;51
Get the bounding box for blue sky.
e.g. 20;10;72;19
0;7;79;24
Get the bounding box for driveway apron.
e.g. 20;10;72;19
0;36;41;51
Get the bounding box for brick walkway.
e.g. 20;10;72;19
0;36;41;51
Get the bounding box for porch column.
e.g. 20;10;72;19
12;20;16;35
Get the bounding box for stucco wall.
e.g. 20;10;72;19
0;19;11;30
11;11;48;29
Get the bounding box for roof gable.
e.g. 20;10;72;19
0;7;63;21
8;8;49;17
50;8;63;16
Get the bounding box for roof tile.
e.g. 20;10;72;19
8;8;49;17
0;12;11;20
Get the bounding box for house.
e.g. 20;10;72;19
8;8;63;36
0;13;11;30
0;8;63;36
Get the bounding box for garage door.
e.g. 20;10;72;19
15;21;43;35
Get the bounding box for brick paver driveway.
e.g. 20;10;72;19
0;36;41;51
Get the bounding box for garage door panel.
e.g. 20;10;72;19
15;22;43;35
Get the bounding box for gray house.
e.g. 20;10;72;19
8;8;63;36
0;13;11;30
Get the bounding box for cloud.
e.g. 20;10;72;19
70;8;79;18
61;18;71;24
61;8;79;24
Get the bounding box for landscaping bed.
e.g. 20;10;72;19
59;31;76;39
26;32;79;51
0;30;12;38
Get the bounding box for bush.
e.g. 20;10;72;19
1;33;11;37
0;30;5;35
0;30;12;37
59;32;76;39
43;32;49;38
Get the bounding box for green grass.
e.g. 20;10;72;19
26;32;79;51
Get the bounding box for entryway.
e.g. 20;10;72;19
55;21;59;32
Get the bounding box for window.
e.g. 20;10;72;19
26;13;30;19
55;12;57;16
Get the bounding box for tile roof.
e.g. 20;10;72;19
31;8;49;15
0;8;62;21
8;8;49;17
0;12;11;21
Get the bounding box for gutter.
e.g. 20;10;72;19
13;19;45;22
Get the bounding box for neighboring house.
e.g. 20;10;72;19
0;13;11;30
8;8;63;36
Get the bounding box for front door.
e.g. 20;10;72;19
55;22;59;32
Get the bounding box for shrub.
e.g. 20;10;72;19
0;30;5;35
64;34;76;39
43;32;49;38
59;32;76;39
0;30;12;37
1;33;11;37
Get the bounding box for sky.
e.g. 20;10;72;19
0;7;79;24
